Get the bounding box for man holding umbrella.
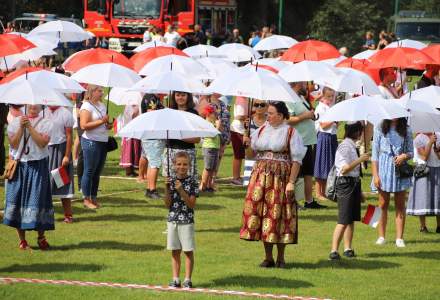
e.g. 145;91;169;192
287;82;326;209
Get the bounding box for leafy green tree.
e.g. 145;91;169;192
308;0;386;54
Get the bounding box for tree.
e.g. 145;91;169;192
308;0;386;54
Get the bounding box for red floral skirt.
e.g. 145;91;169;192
239;159;298;244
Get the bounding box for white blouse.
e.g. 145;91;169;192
251;122;306;163
8;117;52;162
413;133;440;167
334;138;360;177
80;101;108;142
315;102;337;134
45;107;75;145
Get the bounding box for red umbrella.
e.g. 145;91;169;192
421;45;440;65
0;34;36;57
130;46;188;73
280;40;340;63
336;58;380;84
62;48;133;73
369;47;436;70
0;66;44;84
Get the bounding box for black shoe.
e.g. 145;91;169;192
420;226;429;233
436;226;440;233
304;200;327;209
148;190;161;199
343;249;356;258
169;280;181;288
182;279;193;288
329;251;341;260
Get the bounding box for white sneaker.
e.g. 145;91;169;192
375;237;386;245
395;239;406;248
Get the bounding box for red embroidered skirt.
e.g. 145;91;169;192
239;159;298;244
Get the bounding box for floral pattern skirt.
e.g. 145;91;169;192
240;159;298;244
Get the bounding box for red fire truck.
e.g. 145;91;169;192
83;0;237;52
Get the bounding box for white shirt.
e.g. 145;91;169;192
143;30;152;43
164;31;181;47
80;101;108;142
8;117;52;162
251;122;306;163
334;138;360;177
413;133;440;167
45;107;75;145
230;98;248;134
315;102;337;134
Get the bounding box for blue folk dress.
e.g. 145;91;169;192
371;126;413;193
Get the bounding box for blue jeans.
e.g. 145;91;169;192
81;137;107;199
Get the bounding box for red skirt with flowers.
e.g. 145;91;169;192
239;158;298;244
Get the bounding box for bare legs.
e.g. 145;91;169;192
147;167;159;191
171;250;194;281
138;157;148;182
232;158;242;181
378;190;406;240
304;175;313;203
315;178;327;199
331;223;354;252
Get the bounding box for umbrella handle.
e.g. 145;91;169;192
166;130;170;177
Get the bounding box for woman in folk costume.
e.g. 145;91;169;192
240;101;306;268
119;104;142;176
3;104;54;250
46;105;75;223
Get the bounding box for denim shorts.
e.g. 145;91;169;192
141;139;165;168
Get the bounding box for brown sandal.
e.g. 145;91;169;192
259;259;275;268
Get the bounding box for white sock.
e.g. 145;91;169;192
184;277;191;282
173;277;180;283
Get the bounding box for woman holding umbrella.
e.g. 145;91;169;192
163;92;200;178
80;84;112;209
372;118;413;248
240;101;306;268
3;104;54;250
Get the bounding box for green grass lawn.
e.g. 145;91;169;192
1;102;440;299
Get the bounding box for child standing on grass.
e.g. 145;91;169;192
200;105;221;192
164;151;198;288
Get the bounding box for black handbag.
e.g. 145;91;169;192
390;136;414;179
414;163;430;178
106;136;118;152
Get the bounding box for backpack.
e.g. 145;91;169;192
325;164;338;202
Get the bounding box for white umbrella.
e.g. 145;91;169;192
206;65;300;103
386;39;427;50
218;43;262;63
315;67;381;95
1;69;85;93
401;86;440;109
183;44;225;58
138;54;209;80
117;108;219;140
197;57;237;79
133;40;173;52
28;20;91;43
278;60;337;83
0;80;73;107
109;87;142;106
352;49;377;60
394;98;440;132
71;63;141;88
319;95;409;124
253;35;298;51
130;70;207;94
321;55;347;66
251;58;291;71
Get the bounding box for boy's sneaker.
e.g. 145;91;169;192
182;279;193;288
148;190;161;199
168;279;181;288
329;251;341;260
343;249;356;258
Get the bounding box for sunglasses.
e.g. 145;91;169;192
253;103;266;108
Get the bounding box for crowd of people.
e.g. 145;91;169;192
1;26;440;289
